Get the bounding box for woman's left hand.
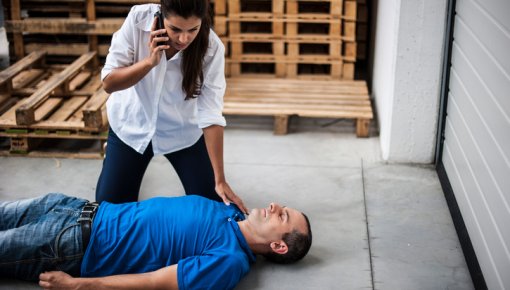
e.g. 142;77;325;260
215;181;249;214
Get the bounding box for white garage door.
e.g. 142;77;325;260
441;0;510;289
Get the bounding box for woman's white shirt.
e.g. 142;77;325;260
101;4;226;155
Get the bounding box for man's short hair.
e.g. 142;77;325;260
262;213;312;264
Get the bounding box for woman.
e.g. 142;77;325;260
97;0;248;213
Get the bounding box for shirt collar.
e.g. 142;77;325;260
135;5;158;32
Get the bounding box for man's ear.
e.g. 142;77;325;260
270;241;288;255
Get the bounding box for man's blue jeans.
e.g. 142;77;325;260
0;193;87;281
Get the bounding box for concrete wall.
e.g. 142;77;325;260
371;0;448;162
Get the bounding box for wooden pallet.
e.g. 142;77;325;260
0;128;107;159
0;46;109;159
223;77;372;137
0;50;109;158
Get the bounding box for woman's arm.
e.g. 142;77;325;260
203;125;248;214
39;265;178;290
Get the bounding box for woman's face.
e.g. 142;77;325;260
163;14;202;51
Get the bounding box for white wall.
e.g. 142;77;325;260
371;0;448;162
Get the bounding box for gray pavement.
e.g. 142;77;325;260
0;119;473;289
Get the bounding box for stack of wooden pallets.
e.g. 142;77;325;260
215;0;373;136
1;0;155;158
4;0;158;61
1;0;373;160
215;0;358;79
0;51;109;158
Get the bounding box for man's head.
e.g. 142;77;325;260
241;203;312;264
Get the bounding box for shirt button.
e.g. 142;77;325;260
228;218;231;222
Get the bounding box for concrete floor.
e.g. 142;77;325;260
0;119;474;289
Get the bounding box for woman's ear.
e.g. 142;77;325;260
270;241;288;255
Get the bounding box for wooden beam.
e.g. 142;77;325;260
5;19;124;35
0;51;47;97
274;115;289;135
15;52;96;125
356;118;370;137
82;88;109;128
10;0;24;59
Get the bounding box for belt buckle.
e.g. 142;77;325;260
78;202;99;222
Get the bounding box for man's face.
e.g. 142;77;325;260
163;14;202;51
247;203;308;242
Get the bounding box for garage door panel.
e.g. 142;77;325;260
457;0;510;72
452;17;510;113
441;0;510;288
471;0;510;33
450;48;510;161
443;121;510;289
446;94;510;242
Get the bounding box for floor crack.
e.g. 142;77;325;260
361;158;376;290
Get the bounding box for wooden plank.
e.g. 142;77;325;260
0;96;17;114
25;43;110;57
12;69;47;89
0;149;104;159
0;97;25;123
79;74;103;94
34;98;63;122
214;0;227;15
224;96;370;106
0;51;46;91
47;96;88;121
343;0;357;21
69;71;92;91
224;101;372;113
226;79;368;93
5;19;124;35
225;89;369;99
30;120;86;131
10;0;24;58
15;52;96;125
343;21;356;40
86;0;100;70
223;106;373;119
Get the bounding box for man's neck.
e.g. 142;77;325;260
237;221;266;255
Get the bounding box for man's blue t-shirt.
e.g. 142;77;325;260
81;195;256;290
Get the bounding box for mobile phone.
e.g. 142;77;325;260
154;11;167;46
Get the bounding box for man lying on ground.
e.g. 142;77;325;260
0;193;312;290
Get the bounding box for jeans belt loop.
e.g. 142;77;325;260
78;202;99;251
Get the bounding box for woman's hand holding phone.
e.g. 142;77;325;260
146;12;170;67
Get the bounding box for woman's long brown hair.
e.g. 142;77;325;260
161;0;211;100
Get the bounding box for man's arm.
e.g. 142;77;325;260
39;265;178;290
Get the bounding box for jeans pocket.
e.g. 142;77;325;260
53;223;83;276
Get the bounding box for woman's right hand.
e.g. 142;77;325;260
146;17;170;67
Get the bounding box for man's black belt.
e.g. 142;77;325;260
78;202;99;251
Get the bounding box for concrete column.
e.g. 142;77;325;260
371;0;448;163
0;0;9;69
